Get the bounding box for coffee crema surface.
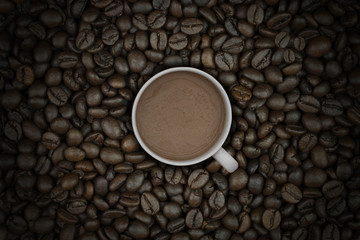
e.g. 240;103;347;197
136;71;225;160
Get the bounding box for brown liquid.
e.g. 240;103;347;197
136;71;225;160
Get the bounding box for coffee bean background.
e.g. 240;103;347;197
0;0;360;239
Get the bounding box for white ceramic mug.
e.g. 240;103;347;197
132;67;239;173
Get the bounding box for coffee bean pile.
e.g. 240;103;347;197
0;0;360;239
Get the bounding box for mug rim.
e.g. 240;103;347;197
132;67;232;166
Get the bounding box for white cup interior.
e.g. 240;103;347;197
132;67;232;166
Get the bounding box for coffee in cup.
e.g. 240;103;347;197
132;67;238;172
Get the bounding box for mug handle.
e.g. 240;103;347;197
212;147;239;173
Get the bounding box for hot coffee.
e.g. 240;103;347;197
136;71;226;160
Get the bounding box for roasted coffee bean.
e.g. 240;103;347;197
121;133;139;153
34;217;55;234
298;133;317;152
310;145;329;168
1;90;22;110
75;29;95;50
302;113;322;133
150;30;168;51
167;218;186;234
267;93;286;110
66;197;87;215
347;106;360;125
251;48;272;70
100;147;123;164
283;49;295;64
321;99;343;116
148;10;166;29
58;52;79;69
224;17;239;36
16;65;35;86
348;190;360;210
128;50;147;73
275;32;290;48
294;37;306;51
44;68;62;87
51;185;69;203
66;128;83;146
165;166;182;185
185;209;203;229
141;192;160;215
42;132;61;150
322;224;340;240
188;169;209;189
102;24;119;46
47;87;69;106
236;212;251;233
163;202;182;220
135;30;149;51
126;171;144;192
229;168;248;191
215;51;235;71
6;215;27;234
59;223;76;240
264;65;283;84
114;192;135;208
4;120;22;141
128;220;149;239
61;173;79;191
281;183;303;204
94;50;113;68
169;33;188;51
262;208;281;230
238;20;255;38
209;190;225;210
222;37;244;54
181;18;203;35
304;168;327;188
304;57;324;76
248;173;264;195
165;183;183;197
101;116;122;139
231;85;252;102
297;95;320;113
322;180;344;199
327;197;346;217
253;83;273;99
336;162;353;181
153;0;171;11
255;37;275;49
266;12;292;30
104;0;123;16
306;36;332;57
64;147;86;162
132;13;148;31
188;188;203;208
247;4;264;25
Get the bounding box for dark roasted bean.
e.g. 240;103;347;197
231;85;252;102
181;18;203;35
188;169;209;189
262;208;281;230
266;13;292;30
251;48;272;70
141;192;160;215
247;4;264;25
281;183;303;204
169;33;188;51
